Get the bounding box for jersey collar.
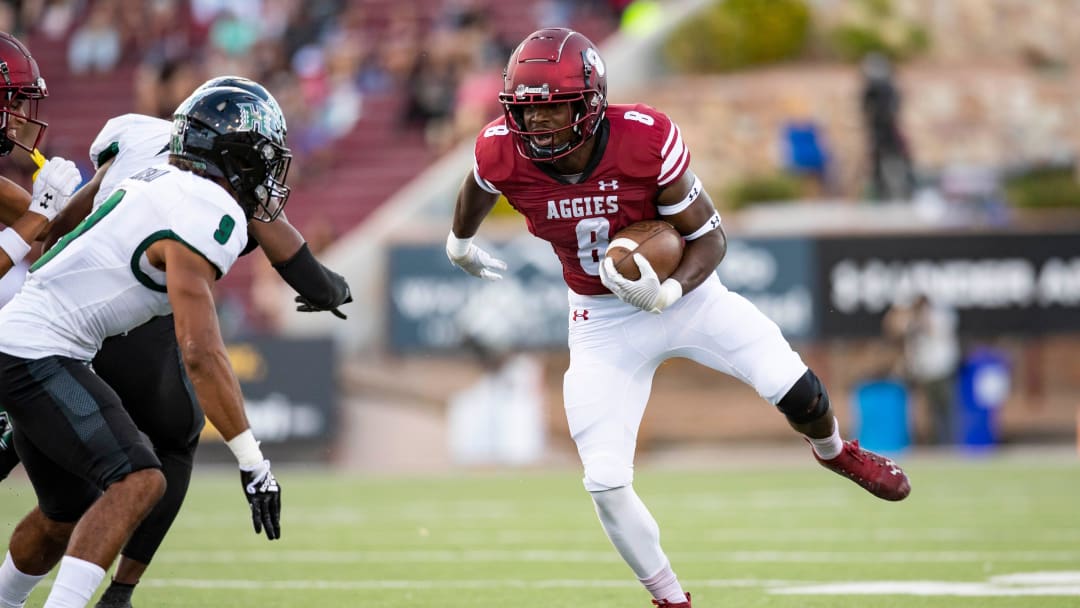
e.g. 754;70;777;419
534;118;610;185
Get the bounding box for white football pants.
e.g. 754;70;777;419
565;273;807;491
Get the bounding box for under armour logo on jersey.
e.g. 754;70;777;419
41;192;53;207
598;180;619;191
571;309;590;322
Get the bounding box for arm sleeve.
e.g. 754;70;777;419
272;242;351;309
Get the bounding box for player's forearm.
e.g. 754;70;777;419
452;211;491;238
0;211;49;276
43;185;94;249
451;176;499;238
0;176;31;226
273;242;350;308
181;346;251;442
671;228;726;294
249;215;303;264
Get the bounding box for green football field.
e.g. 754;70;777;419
1;450;1077;607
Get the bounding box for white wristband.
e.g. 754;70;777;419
0;227;31;265
225;429;264;468
446;232;473;258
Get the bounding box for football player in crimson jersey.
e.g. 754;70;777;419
448;28;911;608
0;30;83;482
0;29;82;277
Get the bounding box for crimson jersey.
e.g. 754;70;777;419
473;103;690;295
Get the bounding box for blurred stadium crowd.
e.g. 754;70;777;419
0;0;624;331
1;0;621;167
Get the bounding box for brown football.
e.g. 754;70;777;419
604;220;684;281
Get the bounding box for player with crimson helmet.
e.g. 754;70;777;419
448;27;911;607
0;28;82;507
0;30;81;275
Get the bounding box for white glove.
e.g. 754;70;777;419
446;232;507;281
600;253;683;313
30;157;81;222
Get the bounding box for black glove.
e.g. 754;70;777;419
0;408;11;451
0;409;18;482
239;459;281;540
274;243;352;320
295;291;352;319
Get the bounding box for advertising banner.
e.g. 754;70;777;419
388;235;569;352
388;236;819;350
716;237;817;340
199;336;338;462
817;233;1080;337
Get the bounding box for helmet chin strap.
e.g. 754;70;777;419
526;136;572;159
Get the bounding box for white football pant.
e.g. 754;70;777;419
565;273;807;491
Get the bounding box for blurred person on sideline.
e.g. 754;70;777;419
66;0;121;74
0;77;351;608
447;28;911;608
781;95;831;198
883;294;961;445
861;52;915;201
448;293;546;467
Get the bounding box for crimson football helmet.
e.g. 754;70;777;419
0;32;47;157
500;28;607;161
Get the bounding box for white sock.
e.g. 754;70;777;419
43;556;105;608
640;561;688;604
807;416;843;460
590;485;669;578
0;551;46;608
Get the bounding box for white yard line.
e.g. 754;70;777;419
118;571;1080;597
132;578;788;591
427;527;1080;544
773;581;1080;597
153;549;1080;564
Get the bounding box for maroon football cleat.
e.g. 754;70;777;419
652;592;691;607
813;440;911;501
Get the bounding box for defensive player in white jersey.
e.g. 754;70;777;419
0;86;288;608
448;29;911;607
0;76;352;608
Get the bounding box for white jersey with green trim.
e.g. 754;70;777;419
0;163;248;361
88;113;172;210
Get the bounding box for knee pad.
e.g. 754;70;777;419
582;455;634;492
776;369;830;424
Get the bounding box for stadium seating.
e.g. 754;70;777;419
23;3;616;332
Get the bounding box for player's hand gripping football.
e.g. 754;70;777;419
446;233;507;280
30;156;81;222
239;459;281;540
600;253;683;314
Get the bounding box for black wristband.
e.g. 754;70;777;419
272;242;350;309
